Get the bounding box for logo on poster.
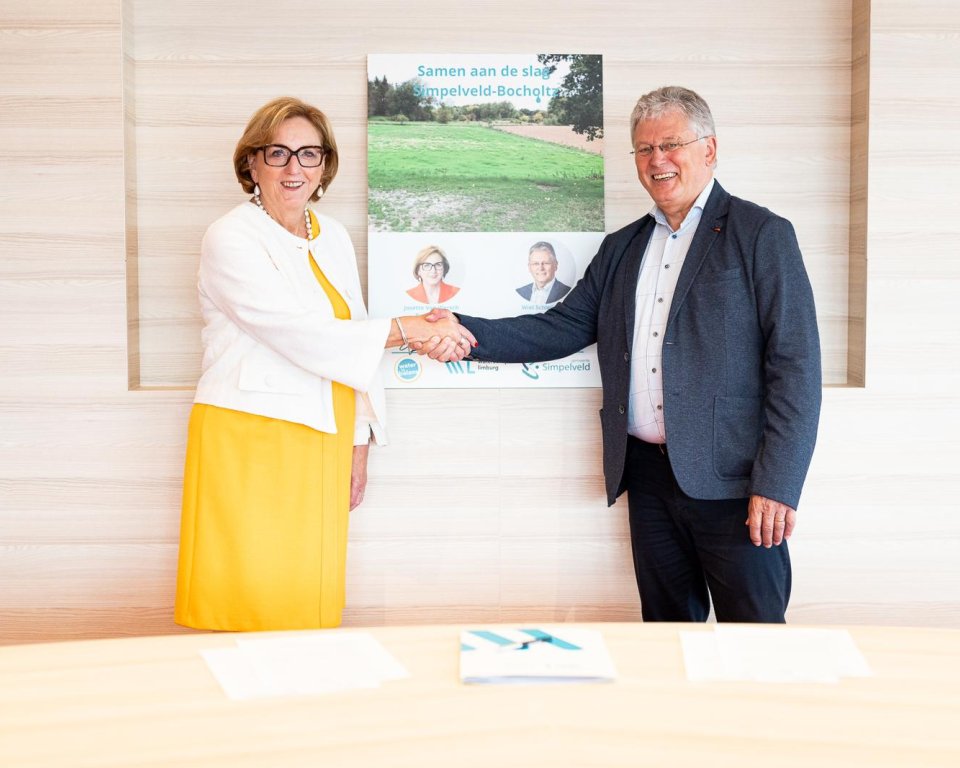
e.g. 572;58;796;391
445;361;475;375
395;357;421;382
521;363;540;380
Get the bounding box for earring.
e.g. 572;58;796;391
253;183;262;208
315;184;324;200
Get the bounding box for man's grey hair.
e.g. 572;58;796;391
629;86;716;143
528;241;557;262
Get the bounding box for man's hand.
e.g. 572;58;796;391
410;308;477;362
745;494;796;547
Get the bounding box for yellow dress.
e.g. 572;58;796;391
174;213;356;631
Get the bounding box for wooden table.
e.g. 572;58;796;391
1;623;958;767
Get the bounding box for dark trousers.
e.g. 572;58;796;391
624;437;791;623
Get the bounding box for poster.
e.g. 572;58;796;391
367;53;604;387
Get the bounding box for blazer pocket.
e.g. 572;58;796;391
713;395;763;479
698;267;741;285
238;357;310;396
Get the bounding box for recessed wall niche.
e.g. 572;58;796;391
123;0;866;389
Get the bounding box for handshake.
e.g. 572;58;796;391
391;309;477;363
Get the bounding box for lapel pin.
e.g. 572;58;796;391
712;226;722;233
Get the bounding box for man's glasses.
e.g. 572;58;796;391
418;262;445;273
258;144;326;167
630;136;712;158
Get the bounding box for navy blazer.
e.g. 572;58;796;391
459;182;822;509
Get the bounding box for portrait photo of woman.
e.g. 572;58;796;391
405;245;460;305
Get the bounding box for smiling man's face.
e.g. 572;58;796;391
632;111;716;230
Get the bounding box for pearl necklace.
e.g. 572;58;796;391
254;194;313;241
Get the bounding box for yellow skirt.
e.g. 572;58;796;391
174;391;355;631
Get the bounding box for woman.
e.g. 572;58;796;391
175;97;470;631
405;245;460;304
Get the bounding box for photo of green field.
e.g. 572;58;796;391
368;122;604;232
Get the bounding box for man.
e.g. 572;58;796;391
427;86;821;623
516;241;571;304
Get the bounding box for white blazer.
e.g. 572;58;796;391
193;202;390;445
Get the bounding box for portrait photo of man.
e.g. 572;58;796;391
516;241;571;305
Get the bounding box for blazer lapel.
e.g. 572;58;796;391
621;216;655;352
667;182;730;328
264;233;310;300
308;226;366;319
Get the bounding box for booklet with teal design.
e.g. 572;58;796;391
459;627;617;684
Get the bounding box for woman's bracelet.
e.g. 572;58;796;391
394;317;410;349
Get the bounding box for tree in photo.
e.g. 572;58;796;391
368;77;438;121
368;76;392;117
538;54;603;140
391;79;432;121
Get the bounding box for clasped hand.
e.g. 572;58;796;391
402;309;476;362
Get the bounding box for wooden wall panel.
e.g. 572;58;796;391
1;0;959;645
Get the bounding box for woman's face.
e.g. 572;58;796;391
248;116;324;216
418;254;445;287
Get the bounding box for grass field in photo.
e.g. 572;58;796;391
368;122;604;232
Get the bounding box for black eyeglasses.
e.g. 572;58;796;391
418;262;445;273
630;136;712;158
258;144;326;167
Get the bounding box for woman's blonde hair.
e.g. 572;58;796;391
233;96;339;200
412;245;450;280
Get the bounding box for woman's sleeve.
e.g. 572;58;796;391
353;392;375;446
199;218;391;393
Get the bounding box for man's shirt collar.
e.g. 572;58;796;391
650;177;716;233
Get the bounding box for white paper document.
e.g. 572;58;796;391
680;626;872;683
201;631;409;700
460;627;617;684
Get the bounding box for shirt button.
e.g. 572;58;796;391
652;331;659;337
618;404;625;414
657;297;664;303
657;404;663;410
664;264;670;269
651;367;657;373
671;234;677;239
